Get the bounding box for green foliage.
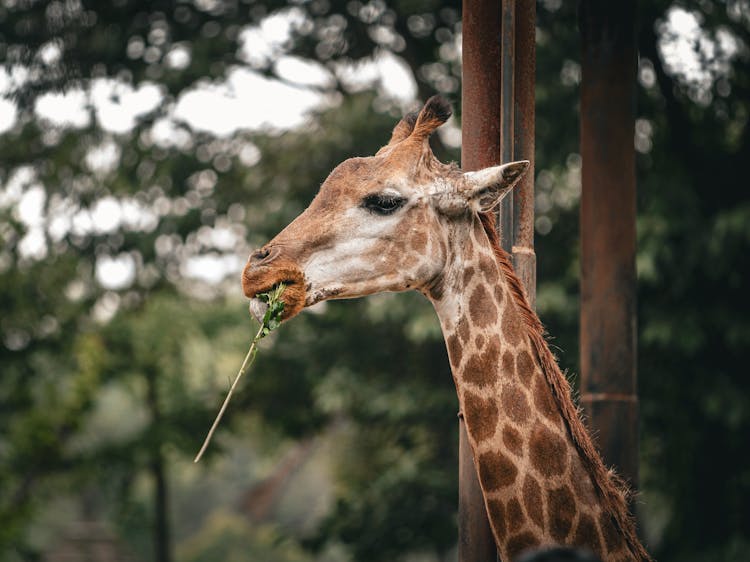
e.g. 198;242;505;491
259;284;287;337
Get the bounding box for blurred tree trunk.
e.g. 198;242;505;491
146;366;171;562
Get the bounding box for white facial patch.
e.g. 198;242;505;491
302;206;404;301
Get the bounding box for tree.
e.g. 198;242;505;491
2;1;749;560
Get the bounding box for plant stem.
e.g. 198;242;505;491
193;320;265;463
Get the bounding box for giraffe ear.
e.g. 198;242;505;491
410;95;452;140
377;111;419;154
463;160;530;212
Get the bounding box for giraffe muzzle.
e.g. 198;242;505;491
241;254;307;321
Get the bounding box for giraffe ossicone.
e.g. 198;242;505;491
241;96;651;562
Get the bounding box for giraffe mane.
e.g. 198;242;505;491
478;211;652;561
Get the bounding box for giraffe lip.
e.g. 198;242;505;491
247;280;298;323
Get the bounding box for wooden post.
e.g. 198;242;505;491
579;1;639;490
461;1;535;559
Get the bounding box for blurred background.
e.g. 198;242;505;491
1;0;749;561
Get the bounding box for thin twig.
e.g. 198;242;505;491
193;284;285;463
193;320;265;463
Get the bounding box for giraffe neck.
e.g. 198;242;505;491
428;216;649;562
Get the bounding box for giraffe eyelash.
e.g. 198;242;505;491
361;193;407;215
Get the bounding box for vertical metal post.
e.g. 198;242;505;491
579;1;639;490
461;1;535;560
511;0;537;308
461;0;501;559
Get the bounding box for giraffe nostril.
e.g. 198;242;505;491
252;248;271;262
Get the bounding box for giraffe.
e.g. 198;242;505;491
241;96;651;562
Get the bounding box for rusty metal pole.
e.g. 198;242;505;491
511;1;536;307
461;1;535;560
579;1;639;491
460;0;502;559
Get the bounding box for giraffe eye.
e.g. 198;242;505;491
362;193;407;215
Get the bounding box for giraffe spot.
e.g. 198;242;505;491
502;305;524;346
428;271;445;300
507;497;525;533
599;511;622;553
533;375;559;423
475;334;485;350
516;349;534;387
478;450;518;491
463;266;476;287
494;284;505;305
522;475;545;531
457;316;470;344
469;285;499;328
463;240;473;261
506;531;540;562
463;336;501;388
486;499;507;541
573;513;604;558
478;254;499;284
501;350;516;379
502;425;524;456
571;456;598;507
548;485;577;542
529;424;568;477
501;385;531;424
463;391;498;443
447;334;462;369
410;231;427;253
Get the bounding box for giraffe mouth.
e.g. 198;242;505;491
248;281;297;323
241;256;307;322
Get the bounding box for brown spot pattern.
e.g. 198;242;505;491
469;285;498;328
533;375;559;423
548;485;577;542
506;498;525;533
501;385;531;424
529;424;568;477
463;392;498;443
515;349;534;387
571;456;598;507
494;284;505;305
463;336;501;388
501;350;516;379
446;334;462;369
506;531;540;561
478;450;518;491
487;499;506;541
457;316;470;344
502;426;524;456
600;511;622;553
475;334;485;349
522;475;545;530
411;231;427;253
573;513;603;557
501;305;523;346
462;266;475;287
478;255;499;283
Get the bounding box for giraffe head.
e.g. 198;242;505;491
241;96;529;320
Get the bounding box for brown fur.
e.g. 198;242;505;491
478;212;652;561
463;336;502;388
506;531;541;561
528;424;568;477
464;392;499;443
522;474;545;530
502;425;524;457
478;450;518;490
548;485;577;541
